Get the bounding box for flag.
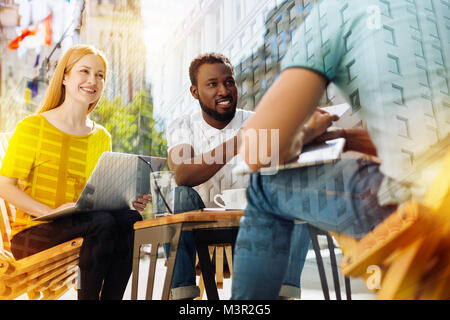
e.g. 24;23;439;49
9;13;52;50
8;27;37;50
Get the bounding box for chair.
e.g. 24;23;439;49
308;225;352;300
335;144;450;299
0;132;82;300
195;244;233;300
193;225;351;301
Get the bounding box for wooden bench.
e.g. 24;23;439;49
335;143;450;299
0;132;83;300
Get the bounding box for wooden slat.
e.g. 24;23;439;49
196;246;216;300
42;280;76;300
0;199;12;253
0;238;83;280
340;201;434;277
215;245;224;289
224;245;233;277
1;134;15;256
376;238;424;300
339;199;450;299
0;280;28;300
46;267;78;292
7;255;79;290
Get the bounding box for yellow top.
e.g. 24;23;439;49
0;114;111;237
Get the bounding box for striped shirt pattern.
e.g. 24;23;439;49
0;114;111;237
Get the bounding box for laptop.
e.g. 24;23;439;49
233;103;350;175
33;152;166;221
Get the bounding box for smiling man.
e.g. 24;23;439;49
164;53;255;300
167;54;248;192
167;53;249;194
164;53;318;300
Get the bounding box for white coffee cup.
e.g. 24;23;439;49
213;188;247;210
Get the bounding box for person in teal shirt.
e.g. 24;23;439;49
231;0;449;299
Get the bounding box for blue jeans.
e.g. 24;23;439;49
166;186;310;299
231;159;397;300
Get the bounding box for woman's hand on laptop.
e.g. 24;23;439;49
48;202;77;215
133;194;151;213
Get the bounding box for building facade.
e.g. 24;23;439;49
0;0;84;132
0;0;20;131
149;0;349;128
80;0;147;104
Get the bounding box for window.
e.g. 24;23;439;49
424;0;435;12
432;45;445;66
340;3;349;25
427;18;440;39
416;65;430;88
400;149;414;166
412;37;424;57
396;116;411;139
392;84;405;105
387;54;401;75
349;89;361;112
380;0;392;18
345;60;357;83
383;26;396;45
343;30;352;52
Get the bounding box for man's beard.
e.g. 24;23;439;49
199;98;237;122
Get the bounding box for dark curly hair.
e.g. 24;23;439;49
189;53;234;86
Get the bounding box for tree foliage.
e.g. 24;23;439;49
91;90;167;158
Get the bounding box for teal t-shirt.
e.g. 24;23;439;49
282;0;450;204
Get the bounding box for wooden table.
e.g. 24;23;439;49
131;209;244;300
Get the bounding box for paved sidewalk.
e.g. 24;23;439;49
48;247;375;300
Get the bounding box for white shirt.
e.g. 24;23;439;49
166;109;254;207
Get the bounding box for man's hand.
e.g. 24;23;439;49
313;127;345;144
276;109;340;165
302;109;340;145
314;127;379;157
133;194;151;213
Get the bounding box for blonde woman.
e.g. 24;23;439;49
0;44;149;300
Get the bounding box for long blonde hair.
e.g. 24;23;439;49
38;44;108;114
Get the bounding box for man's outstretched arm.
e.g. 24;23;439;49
168;135;239;187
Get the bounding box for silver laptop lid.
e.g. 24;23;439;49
76;152;166;211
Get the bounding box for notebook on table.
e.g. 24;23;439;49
33;152;166;221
